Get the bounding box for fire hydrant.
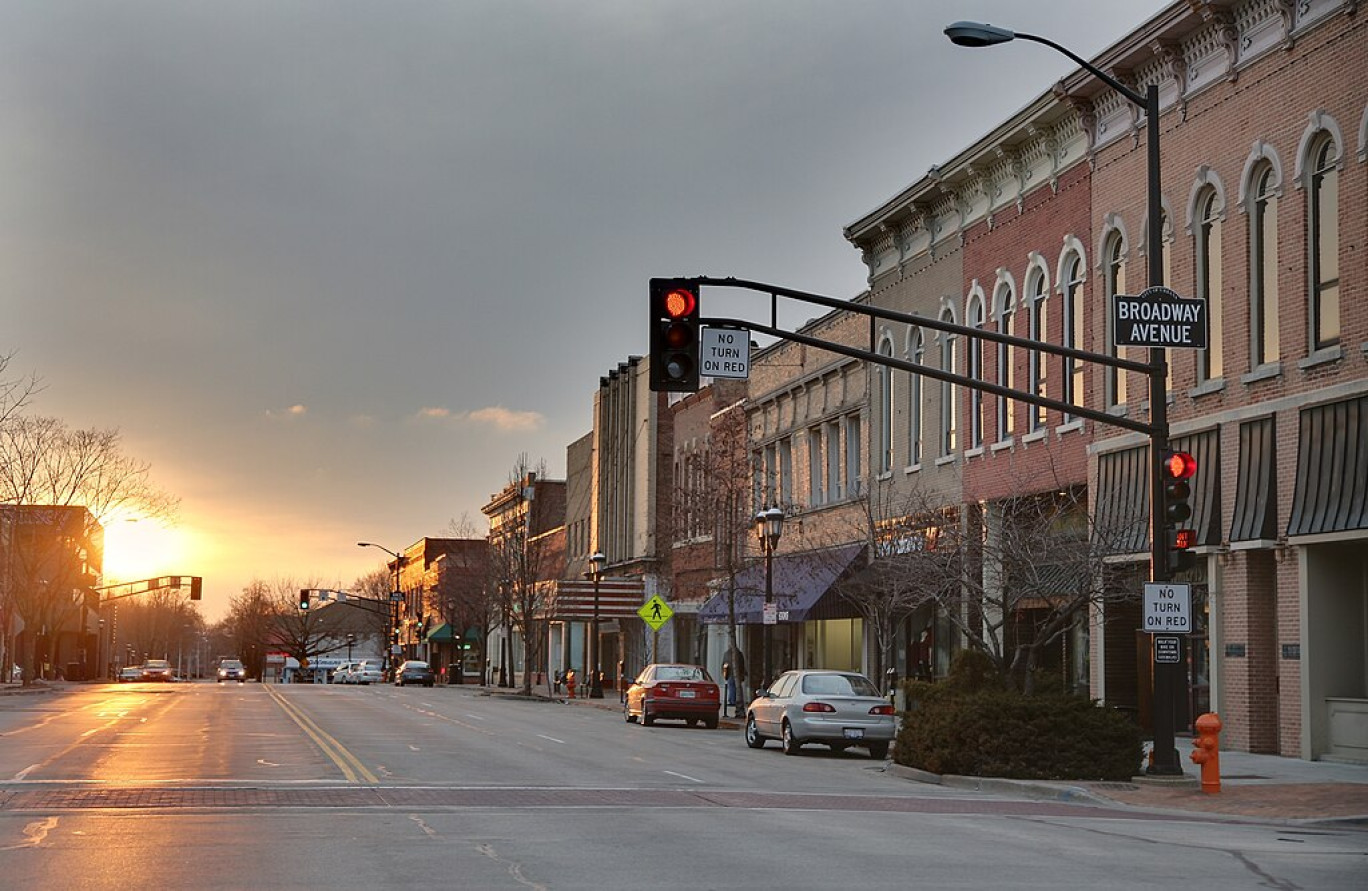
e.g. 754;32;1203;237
565;669;577;699
1190;712;1222;794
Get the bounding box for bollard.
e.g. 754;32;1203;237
1189;712;1222;794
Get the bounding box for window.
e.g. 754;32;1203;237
1027;269;1048;431
939;316;958;456
994;281;1015;441
1104;232;1128;407
807;428;824;505
1061;252;1085;421
1308;137;1340;350
909;329;924;466
779;438;793;507
763;443;778;505
1250;164;1280;367
1195;187;1224;382
967;294;985;448
826;421;842;500
845;415;862;498
877;340;893;474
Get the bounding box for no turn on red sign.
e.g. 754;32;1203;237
1143;583;1192;634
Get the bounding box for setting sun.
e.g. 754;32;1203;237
102;518;197;584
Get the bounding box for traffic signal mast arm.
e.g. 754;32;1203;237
96;575;203;603
297;588;394;618
690;276;1157;438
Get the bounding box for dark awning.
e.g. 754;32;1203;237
698;544;865;625
1288;395;1368;536
1093;445;1149;555
424;622;457;642
1172;428;1220;547
1230;416;1277;542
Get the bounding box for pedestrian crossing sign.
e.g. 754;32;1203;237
638;595;673;631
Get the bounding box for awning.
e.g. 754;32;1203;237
1172;428;1221;547
424;623;458;642
1093;445;1149;555
1230;416;1277;542
1288;395;1368;536
698;544;865;625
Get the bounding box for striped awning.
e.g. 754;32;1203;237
1288;395;1368;536
1230;416;1277;542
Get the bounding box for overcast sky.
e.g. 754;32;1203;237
2;1;1162;618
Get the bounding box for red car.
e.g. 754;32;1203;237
624;663;720;729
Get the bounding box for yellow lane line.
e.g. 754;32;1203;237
264;685;378;784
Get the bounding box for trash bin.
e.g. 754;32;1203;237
66;662;84;682
448;664;462;684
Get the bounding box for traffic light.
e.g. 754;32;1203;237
189;577;203;601
649;278;700;392
298;589;311;610
1162;450;1198;573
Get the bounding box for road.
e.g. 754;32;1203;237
1;682;1364;890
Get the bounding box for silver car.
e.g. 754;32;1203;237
744;669;896;759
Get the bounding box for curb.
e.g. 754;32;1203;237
887;763;1112;806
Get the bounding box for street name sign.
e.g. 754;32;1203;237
639;595;674;632
700;327;750;379
1111;286;1208;349
1143;582;1192;634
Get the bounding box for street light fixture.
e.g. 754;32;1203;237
754;507;784;691
358;541;403;674
946;21;1180;776
585;551;607;699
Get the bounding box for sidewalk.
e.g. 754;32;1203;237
522;680;1368;825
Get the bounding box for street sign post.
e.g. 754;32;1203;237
700;327;750;379
1111;286;1208;349
1143;582;1193;634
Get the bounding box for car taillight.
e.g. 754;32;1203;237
802;702;837;713
869;704;895;716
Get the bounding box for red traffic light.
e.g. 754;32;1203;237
662;287;696;319
1164;451;1197;480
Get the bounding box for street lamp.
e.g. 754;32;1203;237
754;507;784;691
946;22;1179;776
346;632;355;663
585;551;607;699
358;541;403;673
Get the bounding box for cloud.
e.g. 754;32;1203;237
417;407;451;420
462;406;544;432
266;404;308;420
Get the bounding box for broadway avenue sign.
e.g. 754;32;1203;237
1111;286;1208;350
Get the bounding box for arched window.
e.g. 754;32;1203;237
1250;163;1280;367
967;293;985;448
1194;187;1224;383
939;311;958;457
1308;136;1340;350
1103;232;1128;407
1027;269;1049;431
909;329;924;467
877;338;894;474
1060;252;1085;421
994;280;1016;441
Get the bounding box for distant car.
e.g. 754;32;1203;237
140;659;173;682
216;659;247;683
353;661;384;685
330;662;358;684
624;663;720;729
394;660;435;687
744;669;895;759
118;666;141;683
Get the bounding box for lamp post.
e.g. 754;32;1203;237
358;541;403;674
346;632;355;663
946;22;1180;776
497;582;511;688
754;507;784;691
585;551;607;698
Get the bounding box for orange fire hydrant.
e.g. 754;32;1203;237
565;670;577;699
1190;712;1222;794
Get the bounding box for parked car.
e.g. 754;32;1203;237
353;661;384;685
393;660;435;687
744;669;895;759
216;658;247;683
624;663;720;729
330;662;358;684
139;659;174;682
118;666;141;683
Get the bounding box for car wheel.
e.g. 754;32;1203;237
641;706;654;727
686;717;699;727
745;714;765;749
868;741;890;760
216;679;222;683
704;714;719;730
781;721;803;756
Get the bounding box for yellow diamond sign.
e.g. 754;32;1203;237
638;595;673;631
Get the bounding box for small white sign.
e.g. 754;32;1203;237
762;602;778;625
700;327;750;379
1143;583;1192;634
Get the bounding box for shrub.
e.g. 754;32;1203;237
895;653;1143;781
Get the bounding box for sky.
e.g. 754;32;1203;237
1;1;1162;620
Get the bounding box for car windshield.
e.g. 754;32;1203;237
656;665;708;682
405;662;429;670
146;660;171;669
220;660;243;669
800;674;880;697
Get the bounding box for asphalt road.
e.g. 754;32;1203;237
1;682;1364;890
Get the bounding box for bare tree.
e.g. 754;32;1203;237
264;579;347;675
487;455;555;695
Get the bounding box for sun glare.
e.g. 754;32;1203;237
102;519;195;583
